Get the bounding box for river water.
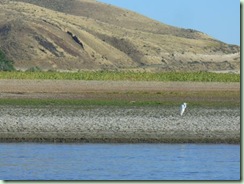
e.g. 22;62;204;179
0;143;240;180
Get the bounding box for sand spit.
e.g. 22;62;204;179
0;105;240;144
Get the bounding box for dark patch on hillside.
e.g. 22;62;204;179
0;24;11;37
186;60;236;71
34;36;61;57
36;27;81;57
67;31;84;49
98;34;144;66
209;40;240;54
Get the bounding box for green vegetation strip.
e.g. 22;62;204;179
0;71;240;82
0;98;239;108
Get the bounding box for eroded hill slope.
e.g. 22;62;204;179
0;0;240;72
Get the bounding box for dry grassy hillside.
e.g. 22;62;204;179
0;0;240;72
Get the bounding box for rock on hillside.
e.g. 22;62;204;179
0;0;240;72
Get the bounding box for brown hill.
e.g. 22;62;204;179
0;0;240;72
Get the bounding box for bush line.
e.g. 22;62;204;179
0;71;240;82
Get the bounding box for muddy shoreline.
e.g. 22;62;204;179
0;80;240;144
0;105;240;144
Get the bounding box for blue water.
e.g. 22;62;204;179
0;143;240;180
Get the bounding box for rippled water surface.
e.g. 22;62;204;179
0;143;240;180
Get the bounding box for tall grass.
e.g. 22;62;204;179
0;71;240;82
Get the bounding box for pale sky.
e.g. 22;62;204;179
98;0;240;46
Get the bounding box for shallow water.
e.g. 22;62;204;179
0;143;240;180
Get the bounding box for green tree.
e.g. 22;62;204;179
0;50;15;71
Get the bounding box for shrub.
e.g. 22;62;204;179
26;66;42;72
0;50;15;71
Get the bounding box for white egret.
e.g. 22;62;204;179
180;102;187;116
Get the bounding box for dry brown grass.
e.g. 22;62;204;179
0;0;240;71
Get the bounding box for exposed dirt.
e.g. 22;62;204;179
0;80;240;143
0;79;240;93
0;80;240;104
